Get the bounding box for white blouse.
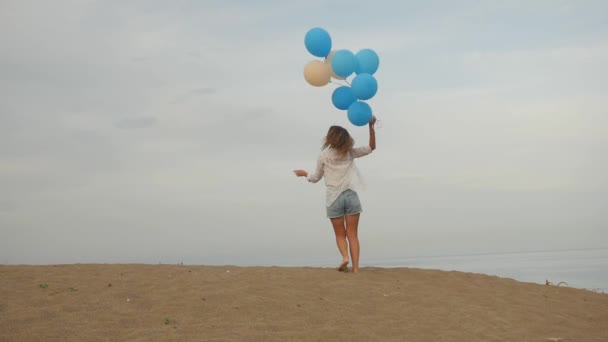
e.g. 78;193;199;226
307;145;373;207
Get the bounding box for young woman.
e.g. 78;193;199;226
293;117;376;273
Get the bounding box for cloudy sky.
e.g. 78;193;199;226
1;0;607;265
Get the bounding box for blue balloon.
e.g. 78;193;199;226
332;86;356;110
304;27;332;58
351;73;378;100
347;101;373;126
355;49;380;75
331;50;357;78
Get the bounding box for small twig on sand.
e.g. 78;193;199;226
545;279;568;287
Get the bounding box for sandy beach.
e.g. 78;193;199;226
1;264;607;341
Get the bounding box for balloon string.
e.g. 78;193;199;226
329;79;351;87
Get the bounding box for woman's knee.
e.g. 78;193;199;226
346;231;358;240
335;229;347;239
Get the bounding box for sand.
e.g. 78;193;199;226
1;265;607;341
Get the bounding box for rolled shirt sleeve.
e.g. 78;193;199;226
307;156;324;183
350;146;373;158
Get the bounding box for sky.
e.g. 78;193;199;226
1;0;607;265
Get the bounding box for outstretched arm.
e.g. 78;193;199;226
294;157;324;183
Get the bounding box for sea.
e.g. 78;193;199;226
363;248;608;293
202;248;607;292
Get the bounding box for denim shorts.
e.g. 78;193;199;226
326;189;362;218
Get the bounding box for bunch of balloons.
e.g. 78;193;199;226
303;27;380;127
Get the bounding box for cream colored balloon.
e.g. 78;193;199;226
303;60;331;87
324;50;345;80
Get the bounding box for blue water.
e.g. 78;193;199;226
366;248;608;292
190;248;608;292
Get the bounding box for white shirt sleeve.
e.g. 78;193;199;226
307;156;324;183
350;146;373;158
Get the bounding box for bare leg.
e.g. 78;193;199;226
330;217;349;271
345;213;360;273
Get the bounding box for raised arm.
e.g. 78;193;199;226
369;116;376;151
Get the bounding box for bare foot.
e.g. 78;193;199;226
352;268;359;273
338;260;349;272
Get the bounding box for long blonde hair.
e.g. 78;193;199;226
322;126;354;156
